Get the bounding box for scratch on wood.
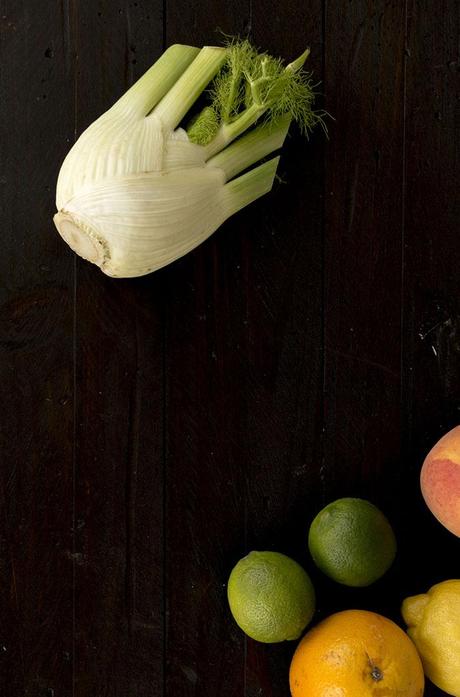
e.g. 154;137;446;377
246;0;253;35
346;160;359;235
418;317;452;340
350;21;365;73
131;617;159;631
61;0;71;72
327;346;400;379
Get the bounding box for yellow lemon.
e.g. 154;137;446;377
402;579;460;696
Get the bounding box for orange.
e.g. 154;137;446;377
289;609;424;697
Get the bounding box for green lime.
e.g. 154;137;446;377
308;497;397;587
227;550;316;643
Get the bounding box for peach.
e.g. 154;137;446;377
420;426;460;537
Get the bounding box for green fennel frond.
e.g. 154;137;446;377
187;106;220;144
212;39;259;122
187;38;325;146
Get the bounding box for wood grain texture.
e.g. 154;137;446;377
399;4;460;693
163;5;250;696
0;0;458;696
71;3;165;696
243;2;324;694
322;0;406;621
0;1;75;695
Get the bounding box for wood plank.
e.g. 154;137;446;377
163;2;324;695
401;3;459;693
0;1;75;694
71;3;165;695
163;254;250;697
322;0;406;620
162;6;252;697
242;2;325;694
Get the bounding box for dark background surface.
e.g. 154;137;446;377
1;1;459;695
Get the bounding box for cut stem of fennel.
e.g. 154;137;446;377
151;46;227;130
116;43;201;115
207;115;291;181
222;156;281;218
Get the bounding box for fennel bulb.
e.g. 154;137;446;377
54;40;323;278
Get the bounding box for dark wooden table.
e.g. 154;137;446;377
1;1;459;695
